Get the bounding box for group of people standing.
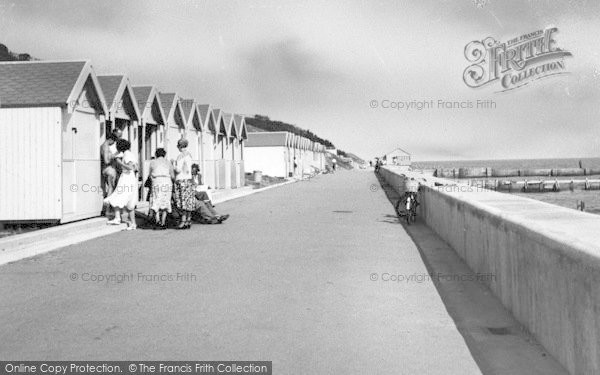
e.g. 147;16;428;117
100;131;229;230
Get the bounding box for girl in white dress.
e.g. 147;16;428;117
104;139;138;230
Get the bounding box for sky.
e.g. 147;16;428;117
0;0;599;161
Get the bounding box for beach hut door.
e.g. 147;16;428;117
61;110;102;221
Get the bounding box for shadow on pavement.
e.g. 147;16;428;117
372;172;569;375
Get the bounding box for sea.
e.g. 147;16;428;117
411;157;600;170
411;157;600;215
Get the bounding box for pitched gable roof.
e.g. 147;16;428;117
212;108;226;135
159;92;176;116
385;147;411;157
222;112;234;138
97;75;122;106
197;104;217;133
180;99;194;120
132;85;166;125
180;98;201;130
234;114;248;140
98;74;140;121
158;92;185;128
132;86;152;109
230;114;240;138
0;60;107;114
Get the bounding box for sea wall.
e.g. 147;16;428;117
380;166;600;375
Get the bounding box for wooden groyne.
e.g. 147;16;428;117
434;167;600;179
464;178;600;192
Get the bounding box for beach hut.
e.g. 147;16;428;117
132;85;167;199
233;114;248;187
212;108;228;189
222;112;235;188
159;92;186;160
180;98;203;168
245;131;296;178
197;104;218;188
97;75;141;161
0;60;108;223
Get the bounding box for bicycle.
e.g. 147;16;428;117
395;191;419;225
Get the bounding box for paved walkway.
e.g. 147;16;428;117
0;171;481;374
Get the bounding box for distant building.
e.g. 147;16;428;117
383;148;411;166
245;130;326;178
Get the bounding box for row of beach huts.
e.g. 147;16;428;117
0;60;329;224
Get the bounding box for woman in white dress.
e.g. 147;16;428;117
104;139;138;230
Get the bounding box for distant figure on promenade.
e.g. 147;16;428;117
293;157;299;175
104;139;138;230
332;158;337;173
173;139;195;230
148;148;174;230
191;164;229;224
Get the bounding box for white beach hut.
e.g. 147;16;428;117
0;60;108;223
132;85;166;200
197;104;218;188
233;115;248;187
180;98;203;169
159;92;186;161
222;112;235;188
245;130;296;178
212;108;228;189
97;75;141;162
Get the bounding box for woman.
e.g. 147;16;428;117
104;139;138;230
148;148;174;229
173;138;195;229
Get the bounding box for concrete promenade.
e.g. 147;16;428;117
0;171;481;373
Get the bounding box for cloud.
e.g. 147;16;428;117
5;0;144;34
237;37;349;108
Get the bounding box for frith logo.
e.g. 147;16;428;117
463;27;572;92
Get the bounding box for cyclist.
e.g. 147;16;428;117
396;178;420;215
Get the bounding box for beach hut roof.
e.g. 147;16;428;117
97;74;140;122
234;114;248;140
229;114;240;139
197;104;217;133
0;60;107;114
212;108;227;135
180;98;202;131
246;131;292;147
158;92;186;129
384;147;411;157
222;112;234;138
132;85;166;126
